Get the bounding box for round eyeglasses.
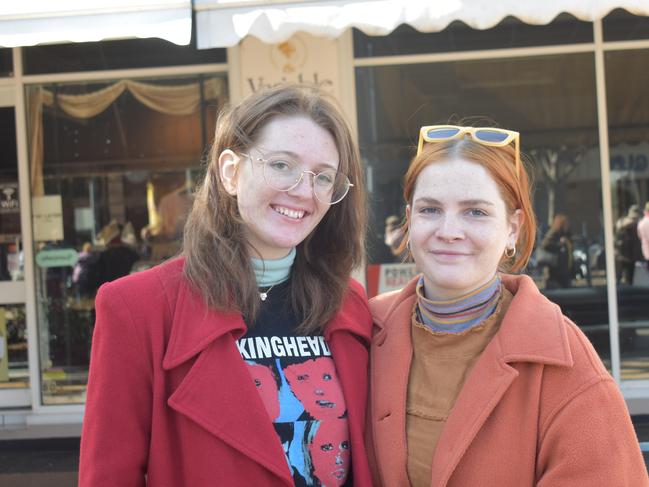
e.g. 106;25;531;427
241;153;353;204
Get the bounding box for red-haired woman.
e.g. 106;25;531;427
367;125;648;486
79;85;372;486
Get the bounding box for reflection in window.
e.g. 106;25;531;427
27;76;225;404
353;14;592;58
0;107;22;281
0;49;12;77
0;305;28;390
603;9;649;42
606;49;649;380
23;37;226;75
356;53;612;366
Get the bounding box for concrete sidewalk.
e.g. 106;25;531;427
2;417;649;487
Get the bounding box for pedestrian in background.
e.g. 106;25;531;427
638;202;649;263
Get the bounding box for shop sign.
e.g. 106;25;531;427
366;263;419;298
240;32;339;100
569;142;649;183
0;184;19;214
32;195;64;242
610;142;649;175
36;248;78;268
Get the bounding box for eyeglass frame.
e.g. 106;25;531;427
417;125;521;177
239;152;354;205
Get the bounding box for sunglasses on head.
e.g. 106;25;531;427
417;125;521;176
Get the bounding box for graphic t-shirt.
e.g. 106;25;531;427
238;280;350;487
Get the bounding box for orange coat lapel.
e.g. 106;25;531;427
368;281;418;486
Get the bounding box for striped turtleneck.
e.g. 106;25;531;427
415;274;502;333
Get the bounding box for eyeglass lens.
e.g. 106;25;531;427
263;158;349;204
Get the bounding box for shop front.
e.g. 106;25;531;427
1;2;649;430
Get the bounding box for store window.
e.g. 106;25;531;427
603;9;649;41
353;14;593;58
27;75;225;404
0;305;28;393
605;49;649;380
0;105;27;397
23;37;226;75
356;53;611;365
0;107;21;281
0;49;12;77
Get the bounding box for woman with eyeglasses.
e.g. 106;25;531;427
79;84;373;487
366;125;648;487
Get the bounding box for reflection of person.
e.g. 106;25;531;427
72;242;99;297
157;186;193;239
79;85;373;486
639;202;649;263
366;125;648;486
94;222;140;288
615;204;643;284
540;213;573;288
384;215;405;260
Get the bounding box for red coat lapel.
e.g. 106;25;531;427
326;281;373;486
162;274;372;486
163;276;294;485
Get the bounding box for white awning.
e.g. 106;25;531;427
0;0;192;47
196;0;649;48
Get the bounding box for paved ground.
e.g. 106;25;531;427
0;437;79;487
2;419;649;486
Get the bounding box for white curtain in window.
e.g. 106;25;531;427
28;77;226;196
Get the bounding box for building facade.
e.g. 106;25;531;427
1;5;649;429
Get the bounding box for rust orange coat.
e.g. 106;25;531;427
367;274;648;487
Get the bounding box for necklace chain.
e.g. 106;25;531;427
259;284;276;301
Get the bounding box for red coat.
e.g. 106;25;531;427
367;274;648;487
79;257;373;486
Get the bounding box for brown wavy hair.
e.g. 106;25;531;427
183;84;366;333
399;137;536;273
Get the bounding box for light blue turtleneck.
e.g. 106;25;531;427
251;247;296;287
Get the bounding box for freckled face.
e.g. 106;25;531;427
227;115;340;259
408;158;520;299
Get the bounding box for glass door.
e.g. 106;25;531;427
0;85;30;408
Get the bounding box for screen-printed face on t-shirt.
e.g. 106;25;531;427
248;362;280;420
310;420;350;486
284;358;345;419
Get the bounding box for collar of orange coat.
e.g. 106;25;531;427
159;257;373;370
370;273;573;367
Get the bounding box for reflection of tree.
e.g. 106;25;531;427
530;146;586;226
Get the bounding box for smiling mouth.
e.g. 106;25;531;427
272;205;306;220
316;400;335;408
432;250;468;256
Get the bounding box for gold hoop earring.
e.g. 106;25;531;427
505;245;516;259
